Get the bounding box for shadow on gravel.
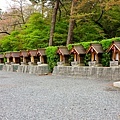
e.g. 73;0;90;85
0;76;9;78
105;86;120;91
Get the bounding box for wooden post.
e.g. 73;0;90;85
60;55;63;62
95;54;98;63
91;53;94;61
112;52;115;61
115;52;119;61
40;56;44;63
77;54;80;63
74;54;77;62
13;57;16;63
7;58;9;63
63;56;65;63
31;56;34;63
23;57;26;63
118;52;120;61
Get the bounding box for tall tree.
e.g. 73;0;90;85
66;0;77;45
49;0;60;46
0;0;33;36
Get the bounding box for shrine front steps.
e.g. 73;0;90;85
113;81;120;88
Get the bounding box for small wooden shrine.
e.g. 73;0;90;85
70;45;86;66
86;43;103;66
107;41;120;66
28;50;39;65
5;52;13;64
37;48;47;65
5;52;20;64
20;50;30;64
57;46;69;66
107;41;120;61
0;54;4;63
10;52;20;64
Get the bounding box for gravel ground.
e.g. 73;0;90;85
0;71;120;120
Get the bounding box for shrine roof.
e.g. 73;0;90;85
28;49;37;56
86;43;104;54
70;45;86;54
5;52;11;58
107;41;120;52
11;51;20;57
37;48;46;56
57;46;69;55
20;50;29;57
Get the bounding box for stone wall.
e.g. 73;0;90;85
0;64;4;70
1;63;120;81
1;64;49;75
17;65;49;75
3;64;20;72
52;66;120;81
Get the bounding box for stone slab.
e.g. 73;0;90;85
113;81;120;88
52;66;120;81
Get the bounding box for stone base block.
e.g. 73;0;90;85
88;61;96;67
71;61;79;66
71;61;85;66
113;81;120;88
57;62;65;66
21;62;28;65
28;62;37;65
110;61;118;67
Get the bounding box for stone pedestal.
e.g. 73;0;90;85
71;61;80;66
37;62;43;66
5;62;10;65
110;61;118;67
57;61;65;66
88;61;102;67
28;62;36;65
11;62;15;65
21;62;27;65
88;61;96;67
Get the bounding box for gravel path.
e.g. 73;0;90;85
0;71;120;120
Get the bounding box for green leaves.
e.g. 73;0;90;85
84;54;91;66
45;46;59;72
101;53;110;67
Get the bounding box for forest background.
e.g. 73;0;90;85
0;0;120;52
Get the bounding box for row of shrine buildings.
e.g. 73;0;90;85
0;41;120;67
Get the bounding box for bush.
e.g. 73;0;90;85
45;46;59;72
101;52;110;67
84;54;91;66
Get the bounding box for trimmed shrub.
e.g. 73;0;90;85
84;54;91;66
101;52;111;67
45;46;59;72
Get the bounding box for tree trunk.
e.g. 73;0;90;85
66;0;77;45
49;0;60;46
41;0;44;18
67;19;75;45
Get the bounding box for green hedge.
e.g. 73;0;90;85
67;37;120;66
1;37;120;69
45;46;59;72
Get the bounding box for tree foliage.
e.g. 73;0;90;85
0;0;120;52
